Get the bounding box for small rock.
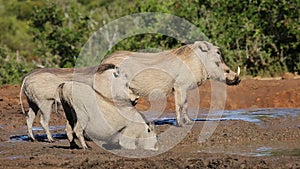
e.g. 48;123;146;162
240;163;247;169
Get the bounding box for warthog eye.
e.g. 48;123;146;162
216;51;221;55
113;72;119;78
113;67;120;78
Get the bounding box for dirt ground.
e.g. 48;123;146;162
0;78;300;168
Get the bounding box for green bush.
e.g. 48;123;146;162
0;46;33;85
99;0;300;77
29;1;93;68
0;0;299;85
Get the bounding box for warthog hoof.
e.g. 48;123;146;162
29;137;36;142
175;121;183;127
48;138;55;143
183;118;194;125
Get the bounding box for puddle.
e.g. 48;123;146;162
251;146;273;157
150;108;300;157
32;126;65;131
199;146;300;157
9;125;66;142
271;148;300;156
9;133;67;142
198;146;274;157
7;155;24;160
150;108;300;125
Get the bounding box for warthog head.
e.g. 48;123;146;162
195;41;241;85
93;64;139;104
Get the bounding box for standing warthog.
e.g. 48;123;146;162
20;64;138;142
58;65;157;150
103;41;241;126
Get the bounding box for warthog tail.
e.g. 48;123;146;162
53;98;62;117
53;83;65;117
19;76;28;116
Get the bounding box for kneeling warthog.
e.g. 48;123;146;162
103;41;241;126
58;65;157;150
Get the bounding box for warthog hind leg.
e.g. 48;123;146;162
26;108;37;141
39;103;54;142
65;122;78;149
73;122;88;149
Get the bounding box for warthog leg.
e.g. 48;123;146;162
39;103;54;142
174;87;184;126
174;86;193;126
66;121;88;149
73;122;88;149
119;126;137;149
182;99;193;125
65;122;77;148
26;108;36;141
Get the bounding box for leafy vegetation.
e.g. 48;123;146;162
0;0;299;85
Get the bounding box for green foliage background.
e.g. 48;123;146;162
0;0;299;85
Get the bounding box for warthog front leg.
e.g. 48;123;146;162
174;86;193;126
119;126;137;149
182;98;193;125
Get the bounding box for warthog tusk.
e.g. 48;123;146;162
237;66;240;76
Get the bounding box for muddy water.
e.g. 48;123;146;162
146;108;300;156
8;108;300;157
148;108;300;124
9;126;67;142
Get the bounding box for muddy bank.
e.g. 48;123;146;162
136;78;300;111
0;79;300;168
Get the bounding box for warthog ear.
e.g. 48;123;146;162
198;41;210;52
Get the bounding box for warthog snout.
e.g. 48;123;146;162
225;67;241;85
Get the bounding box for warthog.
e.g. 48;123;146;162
20;64;138;142
102;41;241;126
58;65;157;150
